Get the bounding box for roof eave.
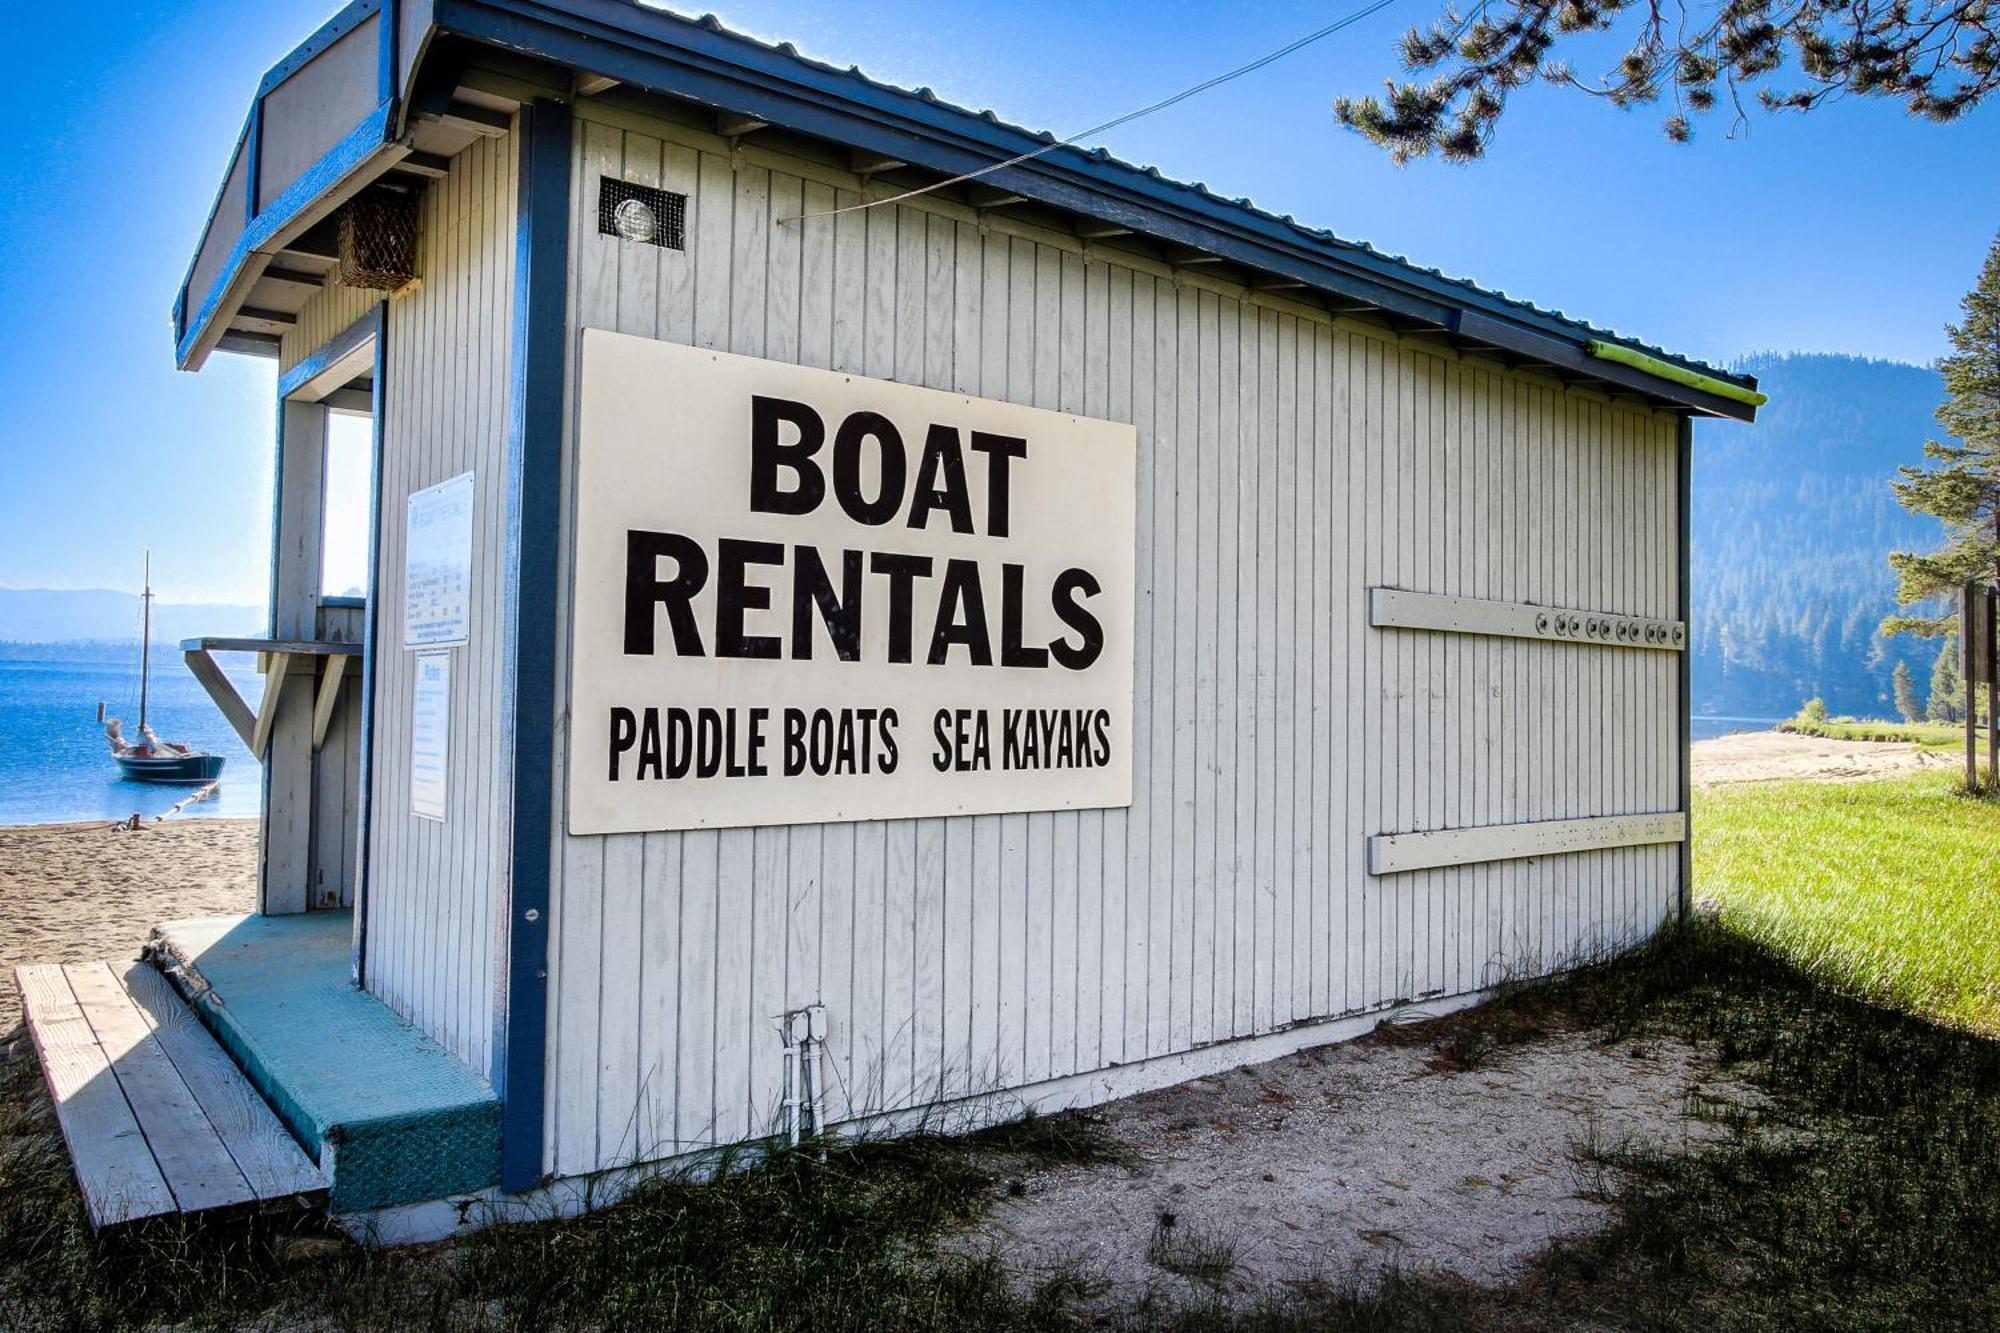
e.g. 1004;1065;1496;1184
434;0;1757;420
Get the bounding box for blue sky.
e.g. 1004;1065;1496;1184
1;0;1995;607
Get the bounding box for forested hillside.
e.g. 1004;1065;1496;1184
1691;352;1948;719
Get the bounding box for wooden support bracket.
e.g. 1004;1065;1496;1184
179;638;362;761
251;654;292;758
181;648;257;751
311;655;349;751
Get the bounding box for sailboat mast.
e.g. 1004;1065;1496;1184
139;551;152;734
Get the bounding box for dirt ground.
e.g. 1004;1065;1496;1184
1690;729;1943;786
0;818;255;1033
971;1027;1751;1307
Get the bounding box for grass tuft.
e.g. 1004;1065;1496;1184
966;1108;1135;1167
1774;708;1967;751
1144;1212;1240;1288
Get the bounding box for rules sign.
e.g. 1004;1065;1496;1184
567;330;1137;835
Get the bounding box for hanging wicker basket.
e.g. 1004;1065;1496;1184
337;186;421;294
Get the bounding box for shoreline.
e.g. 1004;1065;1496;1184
0;814;258;833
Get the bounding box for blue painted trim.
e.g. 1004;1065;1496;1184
278;304;385;399
258;0;384;97
353;313;389;987
431;0;1755;418
380;0;399;104
172;117;253;347
245;100;264;225
177;102;395;368
176;0;399;364
496;97;569;1194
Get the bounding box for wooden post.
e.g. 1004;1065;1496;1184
1965;582;1996;794
1985;586;1998;791
262;400;328;915
1966;584;1979;793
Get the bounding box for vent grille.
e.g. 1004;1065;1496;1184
599;178;686;249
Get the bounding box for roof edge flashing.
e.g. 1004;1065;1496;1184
1589;341;1767;410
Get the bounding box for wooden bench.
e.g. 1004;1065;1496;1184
16;960;326;1228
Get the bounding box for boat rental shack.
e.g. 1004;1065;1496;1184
21;0;1764;1241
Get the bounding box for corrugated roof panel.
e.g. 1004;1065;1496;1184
650;6;1751;390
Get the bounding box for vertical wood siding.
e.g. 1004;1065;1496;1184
280;281;379;374
362;127;518;1078
542;108;1683;1177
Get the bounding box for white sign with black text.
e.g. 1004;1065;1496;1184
567;330;1137;835
404;471;474;648
410;651;451;822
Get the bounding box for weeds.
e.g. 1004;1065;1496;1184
1144;1212;1239;1287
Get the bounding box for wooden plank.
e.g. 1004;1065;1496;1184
15;965;176;1227
1148;277;1178;1055
111;963;324;1200
180;637;362;655
437;101;510;137
1369;812;1688;877
1190;288;1218;1047
1370;587;1686;651
1341;329;1366;1013
63;963;252;1214
1227;292;1256;1038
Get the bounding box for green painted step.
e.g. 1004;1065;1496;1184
148;914;500;1212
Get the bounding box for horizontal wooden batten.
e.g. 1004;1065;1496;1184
1369;813;1688;876
1369;588;1686;651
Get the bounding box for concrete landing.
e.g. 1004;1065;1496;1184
147;914;500;1212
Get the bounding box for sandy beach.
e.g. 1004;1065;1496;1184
1689;729;1945;786
0;818;255;1034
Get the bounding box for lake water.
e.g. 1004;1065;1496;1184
0;656;1788;827
0;653;264;825
1690;714;1783;741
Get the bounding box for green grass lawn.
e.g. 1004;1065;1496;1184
1695;773;2000;1034
1774;714;1972;753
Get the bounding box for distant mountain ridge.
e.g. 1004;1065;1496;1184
0;587;264;647
1691;352;1947;718
0;357;1947;721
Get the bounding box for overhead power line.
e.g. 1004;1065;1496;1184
776;0;1404;226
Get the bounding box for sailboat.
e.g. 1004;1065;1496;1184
101;554;226;785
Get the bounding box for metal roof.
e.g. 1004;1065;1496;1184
662;9;1749;391
174;0;1761;418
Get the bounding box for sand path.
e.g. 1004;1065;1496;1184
1690;729;1945;786
973;1026;1753;1306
